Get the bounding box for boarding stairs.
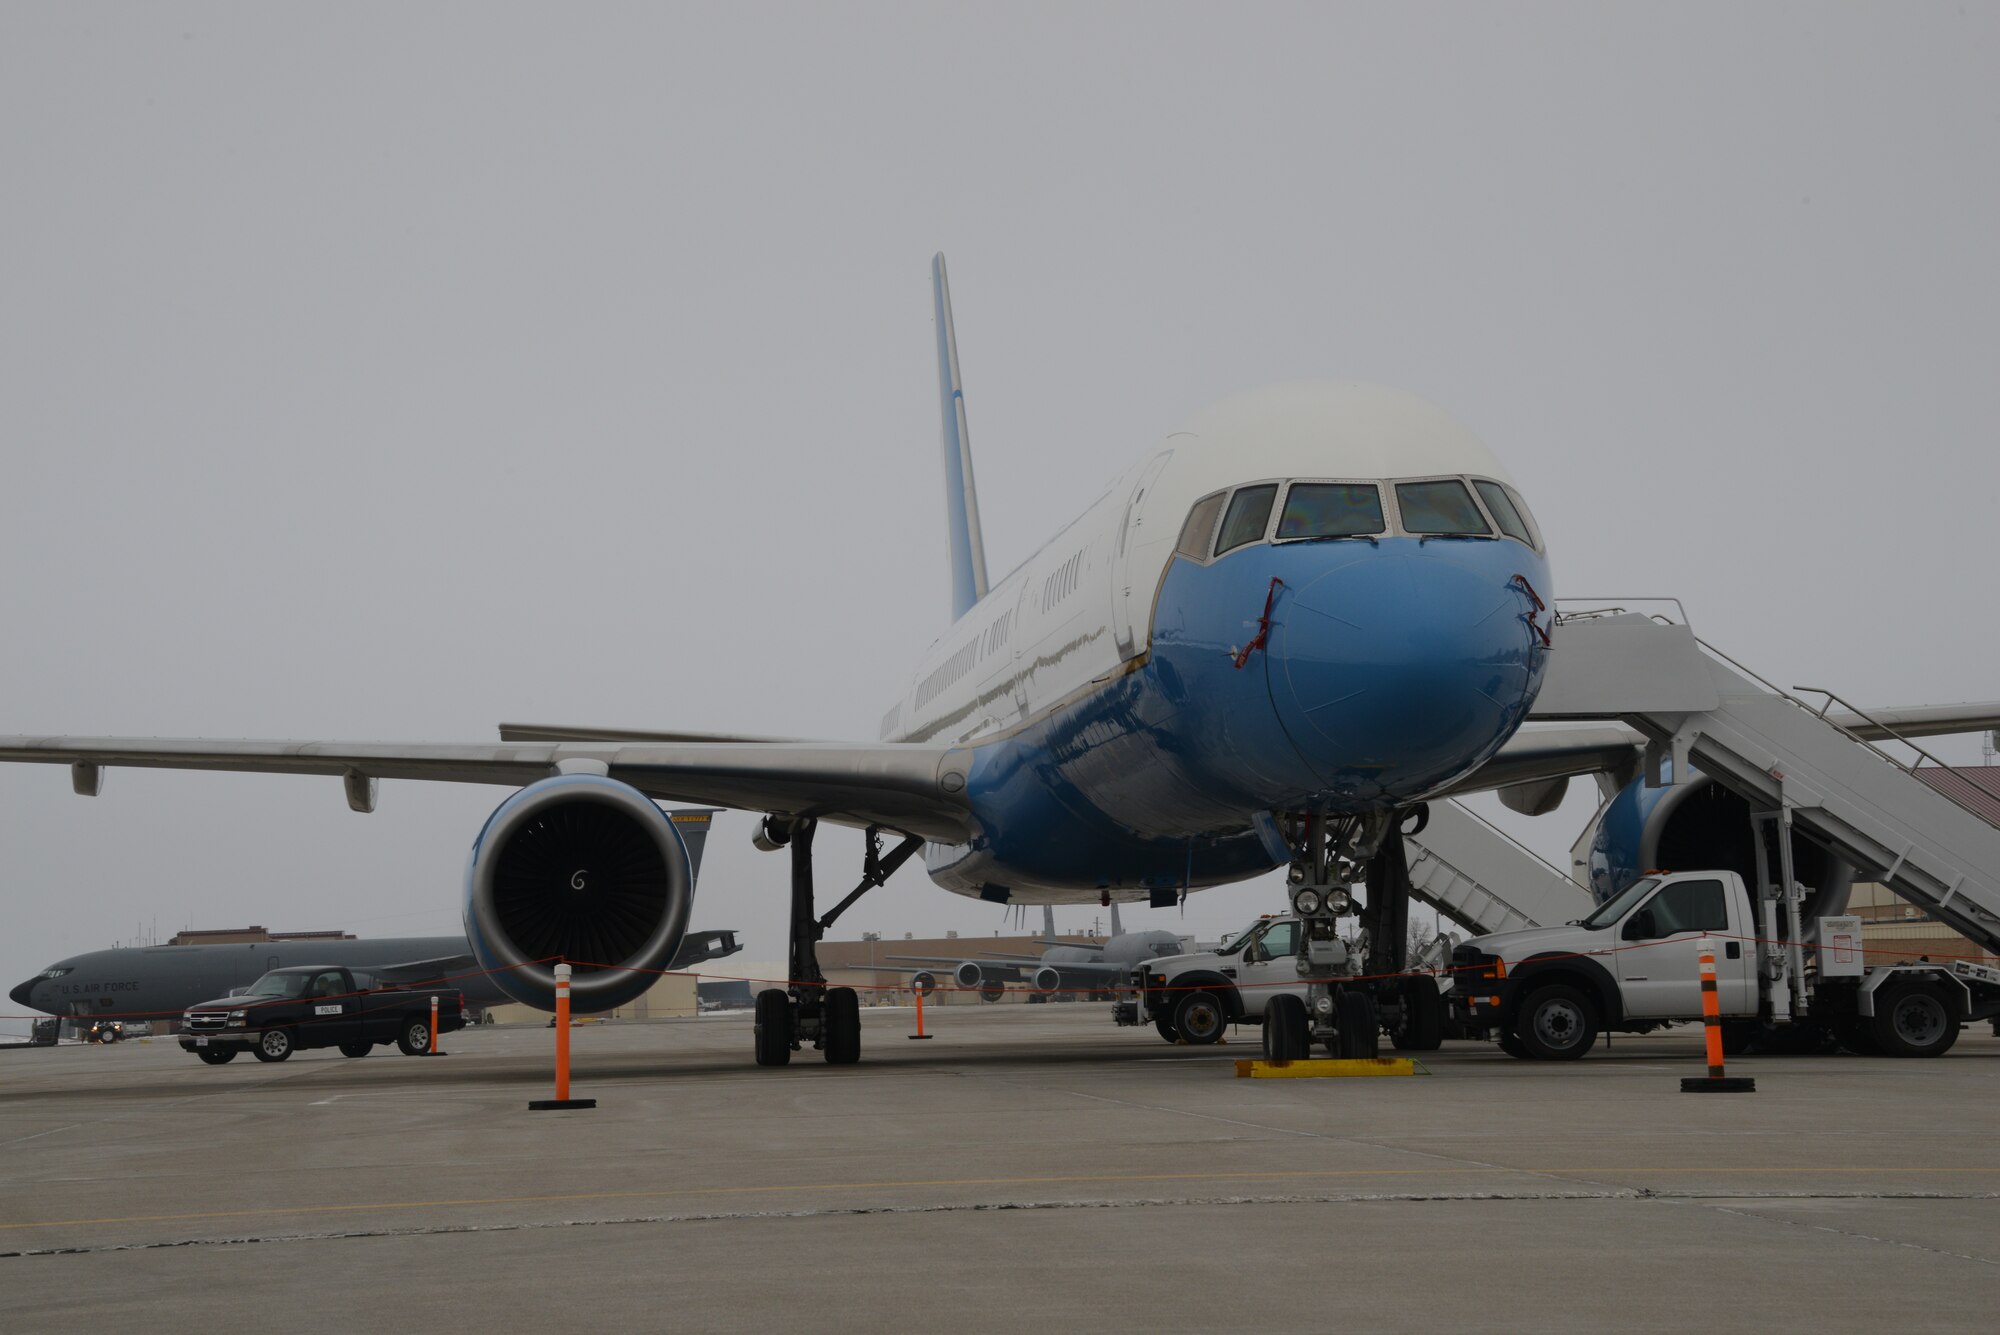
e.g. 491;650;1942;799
1535;610;2000;957
1405;800;1594;935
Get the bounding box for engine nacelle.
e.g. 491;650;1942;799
1031;965;1064;994
1580;767;1853;932
909;970;938;995
464;775;694;1012
954;961;985;991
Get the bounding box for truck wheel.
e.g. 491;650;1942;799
1173;991;1228;1045
1515;984;1597;1060
1153;1014;1180;1043
1498;1032;1531;1059
339;1042;372;1058
1335;990;1379;1059
1836;1021;1879;1056
253;1028;295;1063
397;1017;436;1056
197;1048;236;1065
1389;980;1444;1052
1869;982;1960;1058
1720;1021;1756;1056
753;988;793;1067
823;986;861;1065
1262;994;1309;1061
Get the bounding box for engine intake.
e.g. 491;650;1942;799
464;775;693;1012
954;961;985;990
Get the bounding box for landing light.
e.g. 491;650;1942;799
1293;888;1322;916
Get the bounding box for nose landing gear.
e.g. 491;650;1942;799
752;817;923;1068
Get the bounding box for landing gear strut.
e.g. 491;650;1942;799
752;818;922;1068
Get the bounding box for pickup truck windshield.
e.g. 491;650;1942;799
243;973;311;999
1580;877;1659;930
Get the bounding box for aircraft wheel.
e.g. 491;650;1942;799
396;1018;434;1056
253;1028;295;1063
197;1049;236;1065
1262;994;1309;1061
824;987;861;1065
1335;990;1379;1059
1389;980;1443;1052
339;1042;373;1058
753;989;793;1067
1173;990;1228;1045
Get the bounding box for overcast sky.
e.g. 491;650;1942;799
3;4;1996;1033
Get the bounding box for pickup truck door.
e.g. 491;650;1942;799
301;969;359;1047
1233;920;1303;1018
1615;878;1753;1019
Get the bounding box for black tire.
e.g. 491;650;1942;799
196;1048;236;1065
1514;983;1598;1060
396;1017;434;1056
1498;1031;1531;1059
1173;990;1229;1045
1389;980;1444;1052
1869;982;1960;1058
754;988;793;1067
1720;1021;1757;1057
339;1042;373;1059
252;1028;295;1063
1262;994;1309;1061
1153;1013;1180;1043
979;985;1005;1004
824;986;861;1065
1336;990;1379;1059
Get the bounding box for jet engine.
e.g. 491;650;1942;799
1580;768;1853;929
910;970;938;995
954;961;985;991
464;775;694;1012
1031;965;1064;994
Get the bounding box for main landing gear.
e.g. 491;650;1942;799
1261;807;1443;1061
752;817;922;1068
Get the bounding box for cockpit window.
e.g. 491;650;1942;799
1276;483;1386;539
1176;493;1226;560
1214;484;1278;555
40;967;72;979
1503;483;1542;548
1472;480;1534;546
1395;480;1490;535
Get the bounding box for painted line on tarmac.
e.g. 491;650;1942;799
6;1187;2000;1260
4;1166;1998;1235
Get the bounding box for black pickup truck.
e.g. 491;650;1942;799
179;965;466;1064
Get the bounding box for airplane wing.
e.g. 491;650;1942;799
0;736;975;842
885;953;1047;966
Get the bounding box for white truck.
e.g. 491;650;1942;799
1449;869;2000;1059
1112;914;1447;1054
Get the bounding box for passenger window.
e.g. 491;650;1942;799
1260;922;1297;957
1176;493;1226;560
1214;484;1278;555
1473;480;1534;546
1276;483;1386;539
1395;480;1491;535
1636;880;1728;937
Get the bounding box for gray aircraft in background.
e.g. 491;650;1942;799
892;904;1186;1001
10;929;743;1032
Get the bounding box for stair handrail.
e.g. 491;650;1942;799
1788;685;1956;776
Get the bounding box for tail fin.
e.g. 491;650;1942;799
1109;901;1124;938
933;253;989;620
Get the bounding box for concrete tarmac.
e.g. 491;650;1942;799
3;1007;1997;1332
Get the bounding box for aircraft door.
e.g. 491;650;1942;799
1112;451;1173;658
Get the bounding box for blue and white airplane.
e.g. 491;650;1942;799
2;256;1630;1065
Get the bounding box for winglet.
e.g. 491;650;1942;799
933;253;990;620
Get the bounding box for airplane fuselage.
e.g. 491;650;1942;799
884;382;1552;903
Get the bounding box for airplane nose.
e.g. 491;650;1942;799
1266;542;1545;799
9;977;41;1011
